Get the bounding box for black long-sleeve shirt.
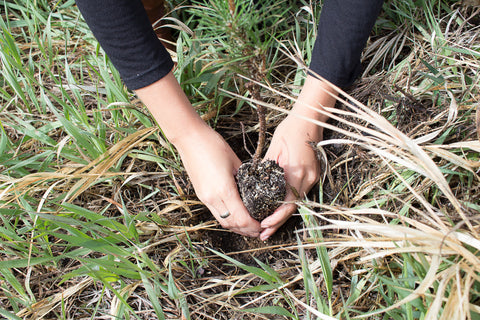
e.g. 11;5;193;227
75;0;383;90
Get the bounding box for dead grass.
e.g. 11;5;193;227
1;0;479;319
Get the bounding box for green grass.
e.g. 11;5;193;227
1;0;479;319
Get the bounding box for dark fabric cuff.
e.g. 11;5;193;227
123;60;175;90
309;0;384;88
76;0;174;90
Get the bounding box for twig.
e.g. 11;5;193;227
240;122;254;158
228;0;235;22
476;104;480;141
254;104;266;165
247;82;266;167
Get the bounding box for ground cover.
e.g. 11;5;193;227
0;0;479;319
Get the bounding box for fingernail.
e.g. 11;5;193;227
261;235;269;241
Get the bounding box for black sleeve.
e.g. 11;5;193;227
75;0;174;90
310;0;384;88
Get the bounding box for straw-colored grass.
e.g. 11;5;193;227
0;0;479;319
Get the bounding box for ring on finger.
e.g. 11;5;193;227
220;211;230;219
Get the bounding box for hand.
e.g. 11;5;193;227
261;115;322;240
260;75;337;241
175;125;262;237
135;71;261;237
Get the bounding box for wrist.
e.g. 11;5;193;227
292;75;337;123
170;120;213;150
135;71;212;147
281;113;324;142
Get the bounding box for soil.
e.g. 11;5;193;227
177;118;305;266
236;159;286;221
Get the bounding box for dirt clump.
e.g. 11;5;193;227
236;159;286;221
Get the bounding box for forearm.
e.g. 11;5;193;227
293;75;337;120
289;75;338;140
135;72;261;237
134;71;210;147
310;0;384;88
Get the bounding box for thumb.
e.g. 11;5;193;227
259;190;297;241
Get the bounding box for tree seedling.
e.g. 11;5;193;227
236;81;286;221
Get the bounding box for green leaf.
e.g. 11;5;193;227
0;125;12;155
167;264;179;300
419;58;444;84
441;45;480;58
242;306;294;317
46;101;103;159
60;203;129;234
208;248;278;284
140;273;166;320
6;114;56;146
0;308;22;320
0;268;28;300
299;207;333;302
0;255;61;269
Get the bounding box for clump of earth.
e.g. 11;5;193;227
236;160;287;221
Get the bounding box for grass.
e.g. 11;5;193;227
1;0;479;319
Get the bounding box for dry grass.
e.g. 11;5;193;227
1;0;479;319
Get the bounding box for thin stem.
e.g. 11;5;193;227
228;0;235;21
240;122;254;158
248;83;265;167
253;104;266;165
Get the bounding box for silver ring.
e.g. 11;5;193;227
220;211;230;219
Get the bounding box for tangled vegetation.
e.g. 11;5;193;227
1;0;479;319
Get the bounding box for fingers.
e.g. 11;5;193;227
204;181;261;238
173;127;261;237
258;166;319;241
259;115;324;240
259;190;297;241
211;204;261;237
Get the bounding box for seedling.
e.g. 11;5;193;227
236;79;286;221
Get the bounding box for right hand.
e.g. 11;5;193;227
174;124;262;237
134;71;260;237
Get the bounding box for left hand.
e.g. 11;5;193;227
261;114;323;241
260;75;337;241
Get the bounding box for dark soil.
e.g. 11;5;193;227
236;159;287;221
196;210;303;265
